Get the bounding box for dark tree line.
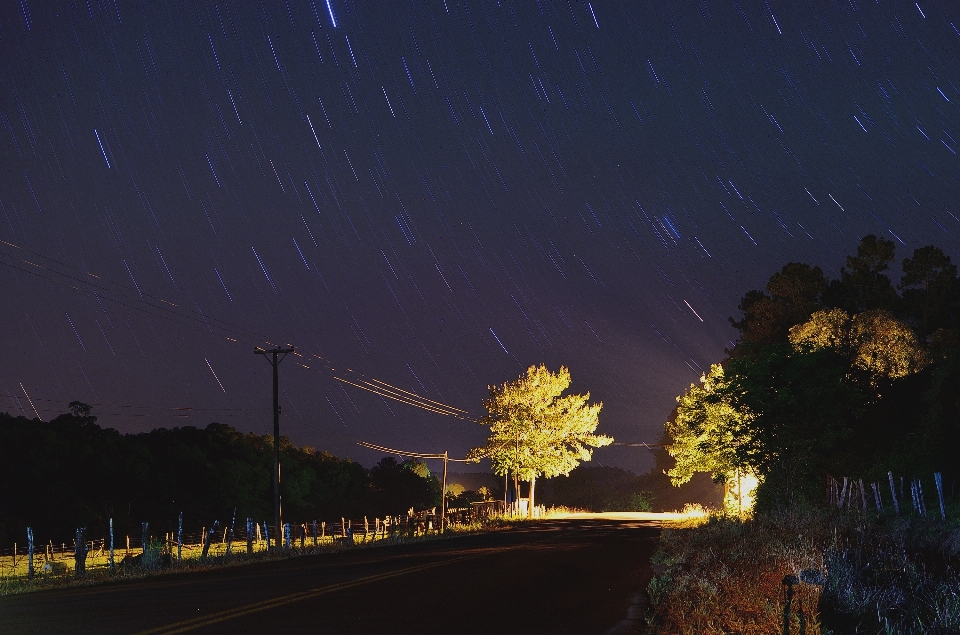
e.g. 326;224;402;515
672;235;960;511
0;412;439;545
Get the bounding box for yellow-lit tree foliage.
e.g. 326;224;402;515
789;308;929;380
665;364;752;487
468;364;611;515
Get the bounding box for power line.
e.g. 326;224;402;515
0;237;479;421
356;441;482;463
611;442;668;448
357;440;482;530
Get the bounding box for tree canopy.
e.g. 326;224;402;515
0;413;439;545
665;364;750;487
671;235;960;512
468;364;611;514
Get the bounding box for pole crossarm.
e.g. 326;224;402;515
255;346;295;358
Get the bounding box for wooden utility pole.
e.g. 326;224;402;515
441;451;448;530
255;346;294;549
356;441;474;533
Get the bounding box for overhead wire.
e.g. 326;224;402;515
356;440;481;462
0;237;479;421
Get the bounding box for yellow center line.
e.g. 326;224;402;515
130;534;558;635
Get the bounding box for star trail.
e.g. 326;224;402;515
2;1;960;472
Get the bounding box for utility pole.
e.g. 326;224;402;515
441;451;448;530
255;345;294;549
356;441;475;533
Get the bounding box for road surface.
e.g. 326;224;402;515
1;513;669;635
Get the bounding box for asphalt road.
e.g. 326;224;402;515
0;514;664;635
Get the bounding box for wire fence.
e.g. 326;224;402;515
826;470;950;519
1;502;510;582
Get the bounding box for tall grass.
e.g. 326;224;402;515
646;506;960;634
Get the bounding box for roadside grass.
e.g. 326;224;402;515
0;508;579;596
645;505;960;635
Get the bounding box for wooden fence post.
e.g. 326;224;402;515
364;517;369;543
246;518;253;554
74;528;87;577
201;522;218;560
226;508;236;555
109;518;115;570
312;520;318;547
888;472;900;515
321;521;326;540
870;483;882;513
935;472;946;520
27;528;34;580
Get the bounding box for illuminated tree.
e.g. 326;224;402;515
665;364;752;487
790;308;929;381
468;365;611;515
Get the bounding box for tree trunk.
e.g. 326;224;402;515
528;475;536;517
513;472;519;515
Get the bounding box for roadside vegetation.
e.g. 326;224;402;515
646;505;960;634
649;236;960;634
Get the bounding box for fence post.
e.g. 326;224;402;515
27;528;34;580
262;521;269;551
935;473;946;520
321;521;325;540
141;522;149;560
74;528;87;577
201;522;218;560
870;483;882;513
227;508;236;555
246;518;253;554
888;472;900;515
312;520;318;547
109;518;115;570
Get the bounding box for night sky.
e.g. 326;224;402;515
2;1;960;474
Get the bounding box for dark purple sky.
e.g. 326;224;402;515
2;1;959;473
